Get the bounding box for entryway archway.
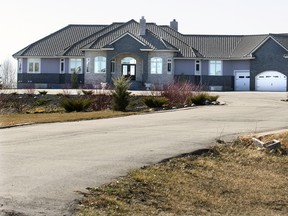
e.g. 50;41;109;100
121;57;136;80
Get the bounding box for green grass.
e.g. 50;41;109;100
76;133;288;216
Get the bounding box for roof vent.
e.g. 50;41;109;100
170;19;178;31
140;16;146;36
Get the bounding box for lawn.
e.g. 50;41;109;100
0;110;137;128
76;132;288;216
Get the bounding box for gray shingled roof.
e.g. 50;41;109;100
13;19;288;59
271;34;288;51
81;20;178;52
13;25;107;57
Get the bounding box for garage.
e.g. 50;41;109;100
235;71;250;91
256;71;287;92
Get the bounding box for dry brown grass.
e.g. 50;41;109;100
0;110;136;128
76;133;288;216
260;131;288;149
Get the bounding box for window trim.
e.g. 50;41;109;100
18;59;22;73
209;60;222;76
27;58;41;73
195;60;201;75
167;59;172;74
60;58;65;74
69;58;82;74
111;59;115;73
151;57;163;74
94;56;107;73
86;58;90;73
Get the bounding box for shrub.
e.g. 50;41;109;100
112;77;131;111
161;81;202;107
71;71;79;89
38;90;48;95
191;92;209;105
91;94;112;111
208;95;219;102
143;96;168;108
82;90;94;96
191;92;219;105
60;97;92;112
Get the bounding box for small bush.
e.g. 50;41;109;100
191;92;209;105
161;81;202;107
191;92;219;105
143;96;168;108
38;90;48;95
60;97;92;112
208;95;219;102
71;71;79;89
82;90;94;96
112;77;131;112
91;94;112;111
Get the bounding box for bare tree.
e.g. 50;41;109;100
0;58;16;89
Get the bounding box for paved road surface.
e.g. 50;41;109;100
0;92;287;215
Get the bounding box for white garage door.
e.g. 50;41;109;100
235;71;250;91
256;71;287;92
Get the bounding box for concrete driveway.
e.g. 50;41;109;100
0;92;287;216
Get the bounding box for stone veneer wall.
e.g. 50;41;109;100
84;51;107;87
147;52;174;87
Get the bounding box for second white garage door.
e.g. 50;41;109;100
235;71;250;91
256;71;287;92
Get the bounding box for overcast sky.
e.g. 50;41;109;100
1;0;287;63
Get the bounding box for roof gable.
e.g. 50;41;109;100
249;35;288;55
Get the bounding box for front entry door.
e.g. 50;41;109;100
122;64;136;80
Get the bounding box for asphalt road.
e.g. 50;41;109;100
0;92;288;216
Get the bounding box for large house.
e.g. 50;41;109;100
13;17;288;91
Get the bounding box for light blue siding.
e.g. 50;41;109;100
41;58;60;74
223;60;250;76
174;59;194;75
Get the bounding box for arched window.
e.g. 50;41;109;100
121;57;136;64
151;57;162;74
95;56;106;73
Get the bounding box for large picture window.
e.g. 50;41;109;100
70;59;82;73
28;59;40;73
95;56;106;73
209;60;222;76
151;57;162;74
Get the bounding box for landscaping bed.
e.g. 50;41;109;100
0;80;220;128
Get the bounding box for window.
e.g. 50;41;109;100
167;59;172;73
195;60;201;75
111;59;115;73
209;60;222;76
151;57;162;74
86;58;90;73
95;56;106;73
60;59;65;73
28;59;40;73
70;58;82;73
18;59;22;73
